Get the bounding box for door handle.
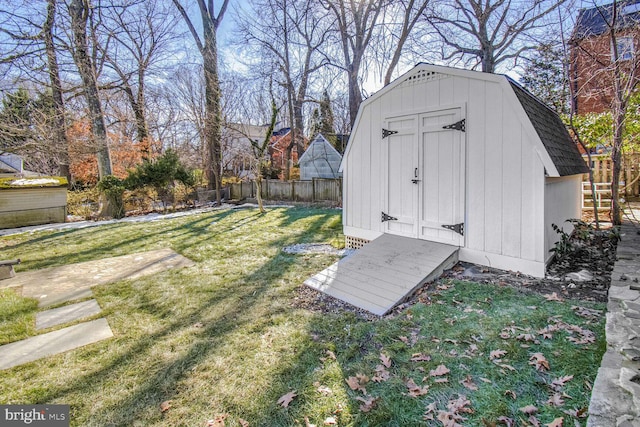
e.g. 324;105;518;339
414;168;418;178
411;179;420;184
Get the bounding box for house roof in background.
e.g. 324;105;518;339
298;134;342;164
574;0;640;39
0;153;23;174
508;79;589;176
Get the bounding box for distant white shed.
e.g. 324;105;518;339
299;134;342;180
340;64;589;278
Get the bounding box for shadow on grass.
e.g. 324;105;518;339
12;208;347;425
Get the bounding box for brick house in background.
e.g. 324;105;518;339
570;1;640;114
268;127;308;180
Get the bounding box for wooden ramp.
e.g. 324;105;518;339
304;234;459;316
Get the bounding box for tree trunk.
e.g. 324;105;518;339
611;108;625;225
202;23;222;204
69;0;115;217
44;0;70;182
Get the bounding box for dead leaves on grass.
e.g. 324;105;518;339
345;374;369;393
277;391;298;408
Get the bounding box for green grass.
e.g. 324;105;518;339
0;207;605;426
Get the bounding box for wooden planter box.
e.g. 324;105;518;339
0;177;68;229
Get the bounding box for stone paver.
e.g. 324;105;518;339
588;204;640;426
35;299;102;330
1;248;195;307
0;318;113;370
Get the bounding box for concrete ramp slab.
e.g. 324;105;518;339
305;234;458;316
0;318;113;370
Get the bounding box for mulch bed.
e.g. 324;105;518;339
293;226;619;319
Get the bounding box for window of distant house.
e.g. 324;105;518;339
613;37;634;61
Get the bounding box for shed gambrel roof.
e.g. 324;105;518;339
508;79;589;176
341;64;588;177
573;0;640;39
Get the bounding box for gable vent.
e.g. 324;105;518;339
401;69;448;87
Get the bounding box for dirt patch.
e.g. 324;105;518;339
293;226;618;317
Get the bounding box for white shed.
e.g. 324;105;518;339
299;134;343;180
340;64;589;278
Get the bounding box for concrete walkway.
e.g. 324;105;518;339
1;248;195;307
588;205;640;426
0;249;195;370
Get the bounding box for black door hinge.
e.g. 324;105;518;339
382;212;398;222
442;223;464;236
442;119;465;132
382;128;399;139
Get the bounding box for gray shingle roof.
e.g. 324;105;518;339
508;79;589;177
574;0;640;39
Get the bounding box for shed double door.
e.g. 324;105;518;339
383;108;465;247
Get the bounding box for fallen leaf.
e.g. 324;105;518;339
505;390;517;399
529;353;550;371
517;333;537;342
277;391;297;408
529;416;541;427
398;336;409;344
519;404;538;414
193;322;204;328
551;375;574;391
356;396;379;412
498;363;516;372
544;292;564;302
206;414;228;427
304;416;316;427
448;395;474;414
546;417;564;427
497;416;515;427
405;378;429;397
563;407;587;418
159;400;172;413
316;384;333;396
547;393;565;407
490;349;507;360
238;419;249;427
410;353;432;362
434;378;449;384
372;365;390;382
380;353;392;368
429;364;450;377
460;375;479;391
323;416;337;425
345;375;369;392
438;411;465;427
480;377;492;383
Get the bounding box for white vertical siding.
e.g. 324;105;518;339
483;83;504;255
343;66;555;275
544;175;583;260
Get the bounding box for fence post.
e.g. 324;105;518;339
312;178;316;202
291;180;295;201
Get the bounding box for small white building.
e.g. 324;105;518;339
299;134;342;180
340;64;588;278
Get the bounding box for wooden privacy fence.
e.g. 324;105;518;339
584;153;640;198
229;178;342;203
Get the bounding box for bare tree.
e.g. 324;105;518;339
250;98;280;213
98;0;180;157
68;0;115;216
428;0;566;73
381;0;430;85
568;0;640;225
172;0;229;205
237;0;330;180
323;0;385;128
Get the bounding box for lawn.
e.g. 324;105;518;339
0;207;606;426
